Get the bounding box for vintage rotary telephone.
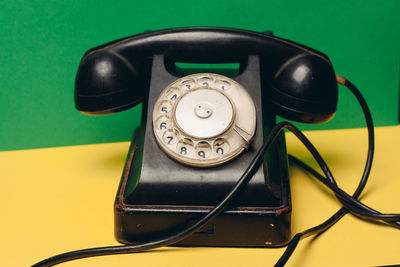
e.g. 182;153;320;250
33;28;400;267
74;27;337;247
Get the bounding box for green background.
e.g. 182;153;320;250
0;0;399;151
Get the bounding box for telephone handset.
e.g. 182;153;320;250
75;27;338;247
75;27;337;122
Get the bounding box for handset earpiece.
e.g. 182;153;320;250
268;54;338;123
75;51;145;115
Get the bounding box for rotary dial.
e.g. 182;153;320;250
152;73;256;167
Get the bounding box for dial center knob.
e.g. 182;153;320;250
194;102;213;119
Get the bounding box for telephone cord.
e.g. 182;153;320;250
32;78;400;267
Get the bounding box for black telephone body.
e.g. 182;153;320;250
75;27;338;247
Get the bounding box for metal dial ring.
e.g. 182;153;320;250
152;73;256;167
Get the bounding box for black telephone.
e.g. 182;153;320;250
74;27;338;247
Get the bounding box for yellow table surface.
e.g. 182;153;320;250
1;126;399;267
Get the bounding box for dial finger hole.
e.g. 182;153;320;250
158;100;172;114
215;80;231;91
197;76;213;88
177;138;194;156
162;129;179;145
155;116;171;131
179;79;195;90
165;87;181;101
195;141;212;159
213;138;230;156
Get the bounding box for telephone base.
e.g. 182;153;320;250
114;55;291;247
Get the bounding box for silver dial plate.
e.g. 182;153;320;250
152;73;256;167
